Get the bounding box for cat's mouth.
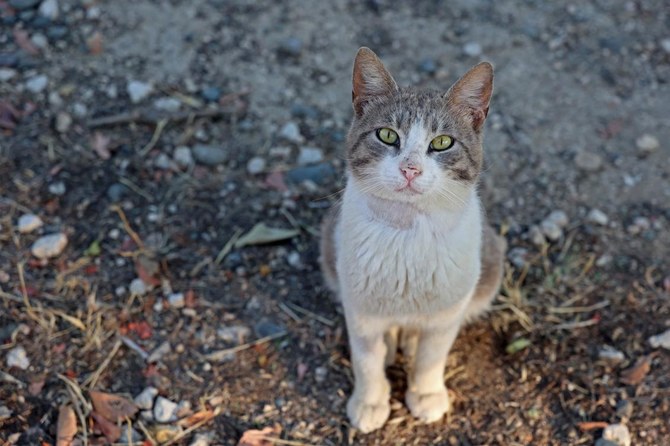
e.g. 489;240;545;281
395;184;422;195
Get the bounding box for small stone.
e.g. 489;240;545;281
660;38;670;54
107;183;127;202
314;366;327;383
147;341;171;363
648;328;670;350
627;216;650;235
6;346;30;370
133;387;158;410
527;225;546;246
0;406;11;421
48;91;63;107
574;151;603;172
587;209;609;226
48;181;66;195
72;102;87;118
0;68;17;81
153;397;178;423
176;400;192;418
25;74;48;93
200;86;221;102
153;97;181;112
254;319;285;338
192;144;227;166
545;210;569;228
463;41;482;57
154;153;172;170
86;5;101;19
598;345;625;363
615;400;633;419
173;146;194;168
188;433;211;446
129;278;148;296
31;233;67;258
46;25;67;40
286;162;335;185
297;146;324;165
55;111;72;133
118;426;143;444
217;325;251;344
127;80;153;103
167;292;184;308
17;214;43;233
279;121;304;144
30;33;48;49
635;134;659;156
246;156;266;175
9;0;40;10
540;220;562;241
286;251;301;268
269;146;292;158
507;247;529;268
418;58;437;74
602;423;631;446
279;37;302;56
290;103;319;119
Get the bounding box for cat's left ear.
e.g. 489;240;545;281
446;62;494;131
352;47;398;116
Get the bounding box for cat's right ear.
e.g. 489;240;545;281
352;47;398;116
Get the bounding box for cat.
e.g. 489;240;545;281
319;47;506;433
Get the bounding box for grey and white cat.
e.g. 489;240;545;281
320;47;506;433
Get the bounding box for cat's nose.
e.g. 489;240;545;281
400;165;422;181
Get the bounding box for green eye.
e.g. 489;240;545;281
430;135;454;151
376;128;399;145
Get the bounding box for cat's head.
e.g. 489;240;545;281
346;47;493;211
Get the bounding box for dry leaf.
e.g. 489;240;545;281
56;405;77;446
237;424;282;446
13;26;39;56
621;354;653;385
87;31;103;55
91;410;121;443
91;132;111;160
89;391;138;422
235;223;299;248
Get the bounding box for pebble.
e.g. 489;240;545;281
200;86;221;102
176;400;191;418
107;183;127;202
48;181;66;195
540;220;562;241
154;153;172;170
254;319;285;338
279;36;303;56
46;25;67;40
544;210;569;228
297;146;324;165
286;162;335;185
127;80;153;103
55;111;72;133
602;423;631;446
507;247;529;268
587;209;609;226
129;278;148;296
6;346;30;370
167;292;184;308
627;216;650;235
286;251;301;268
192;144;227;166
217;325;251;344
86;5;101;19
648;328;670;350
279;121;304;144
9;0;40;10
153;97;181;112
290;103;319;120
0;406;11;421
133;386;158;410
147;341;171;363
30;33;48;49
574;151;603;172
314;366;327;383
189;433;211;446
463;41;483;57
598;345;625;363
635;134;659;156
246;156;266;175
527;225;546;246
153;397;178;423
118;427;143;444
17;214;43;233
31;233;67;258
25;74;48;93
418;58;437;74
72;103;87;118
660;38;670;54
0;68;17;81
615;399;633;419
173;146;194;168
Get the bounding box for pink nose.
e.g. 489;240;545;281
401;165;422;181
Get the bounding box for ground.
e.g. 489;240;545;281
0;0;669;445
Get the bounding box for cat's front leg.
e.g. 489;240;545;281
405;322;461;423
345;314;391;433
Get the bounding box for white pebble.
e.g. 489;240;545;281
129;278;148;296
189;433;211;446
286;251;302;268
279;121;304;144
540;220;562;241
635;134;659;155
31;233;68;259
48;181;66;196
587;209;609;226
168;292;185;308
25;75;48;94
134;386;158;410
545;210;569;228
648;328;670;350
17;214;43;234
217;325;250;344
173;146;194;168
463;41;482;57
147;341;171;363
527;225;546;246
153;97;181;112
127;80;153;103
598;345;625;362
602;423;631;446
6;346;30;370
153;396;178;423
297;146;324;165
246;156;266;175
38;0;59;19
660;38;670;54
0;68;16;82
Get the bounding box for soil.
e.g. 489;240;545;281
1;0;669;445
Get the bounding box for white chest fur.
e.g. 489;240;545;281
336;184;482;319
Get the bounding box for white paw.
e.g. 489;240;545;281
405;387;450;423
347;395;391;433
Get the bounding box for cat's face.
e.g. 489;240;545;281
346;48;493;211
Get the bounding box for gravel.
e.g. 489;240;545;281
286;162;335;185
587;209;609;226
153;397;179;423
174;146;194;168
279;37;303;57
527;225;546;246
574;151;603;171
217;325;251;344
463;41;483;57
648;328;670;350
6;346;30;370
9;0;40;10
31;233;67;258
246;156;266;174
134;386;158;410
279;121;304;144
17;214;43;233
297;146;324;165
147;341;171;363
192;144;227;166
48;181;66;196
540;220;562;241
167;292;185;308
25;75;48;93
0;68;16;81
598;345;625;363
635;134;659;156
200;86;221;102
127;80;153;103
129;278;149;296
153;97;181;112
55;111;72;133
601;423;631;446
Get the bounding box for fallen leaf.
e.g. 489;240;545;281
621;354;654;385
87;31;103;55
91;410;121;443
84;240;102;257
237;424;282;446
56;405;77;446
235;223;299;248
89;391;138;422
576;420;609;431
13;26;39;56
91;132;111;159
506;338;532;354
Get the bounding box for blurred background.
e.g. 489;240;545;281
1;1;668;445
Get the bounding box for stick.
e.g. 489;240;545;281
214;229;243;265
83;339;122;388
87;103;246;128
161;406;222;446
139;118;168;156
120;335;149;361
205;331;287;362
110;205;145;249
284;302;335;327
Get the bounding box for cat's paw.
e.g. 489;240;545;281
347;395;391;433
405;387;451;423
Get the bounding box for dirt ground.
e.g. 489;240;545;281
1;0;669;445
